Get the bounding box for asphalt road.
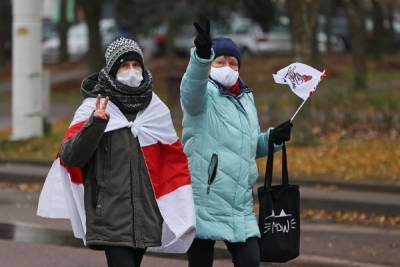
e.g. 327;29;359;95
0;235;397;267
0;182;399;267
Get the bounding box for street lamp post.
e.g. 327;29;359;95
12;0;44;140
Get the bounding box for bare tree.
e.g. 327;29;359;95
384;0;399;53
287;0;321;65
58;0;69;62
115;0;171;36
115;0;238;55
0;0;12;66
77;0;104;73
371;0;385;60
323;0;335;53
242;0;277;32
345;0;368;90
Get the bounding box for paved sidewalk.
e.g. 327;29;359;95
300;185;400;215
1;162;399;216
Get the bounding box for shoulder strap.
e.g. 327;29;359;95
263;139;289;189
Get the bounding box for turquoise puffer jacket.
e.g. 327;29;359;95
180;48;276;242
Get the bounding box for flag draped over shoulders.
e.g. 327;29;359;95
37;93;196;253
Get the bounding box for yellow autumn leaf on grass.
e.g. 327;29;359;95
0;121;69;161
1;122;399;183
257;137;400;182
301;209;400;228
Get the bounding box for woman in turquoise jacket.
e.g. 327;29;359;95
180;20;292;267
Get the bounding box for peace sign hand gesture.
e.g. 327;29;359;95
93;94;110;120
193;18;212;59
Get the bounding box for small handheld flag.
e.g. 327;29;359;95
273;62;326;121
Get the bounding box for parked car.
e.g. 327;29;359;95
42;19;119;63
319;14;400;52
213;16;291;56
173;16;345;57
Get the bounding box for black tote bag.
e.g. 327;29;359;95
258;139;300;262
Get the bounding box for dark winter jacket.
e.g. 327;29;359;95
59;110;163;250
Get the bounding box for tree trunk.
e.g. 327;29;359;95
242;0;277;32
287;0;321;65
324;0;334;53
345;0;368;90
371;0;385;60
0;0;12;66
58;0;69;62
78;0;103;73
386;0;397;53
311;19;321;67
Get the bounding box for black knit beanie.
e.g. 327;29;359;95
109;51;144;77
104;37;145;77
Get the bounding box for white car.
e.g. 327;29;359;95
43;19;118;63
173;16;345;57
221;17;292;56
222;17;345;56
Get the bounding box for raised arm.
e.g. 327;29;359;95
180;19;214;116
59;95;110;167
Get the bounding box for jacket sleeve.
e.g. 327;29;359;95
256;128;283;158
59;113;108;167
180;47;215;116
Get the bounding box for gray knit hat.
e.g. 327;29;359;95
104;37;144;75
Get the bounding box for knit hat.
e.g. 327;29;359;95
212;37;241;66
104;37;145;77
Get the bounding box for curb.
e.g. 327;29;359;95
300;198;400;216
0;159;53;166
0;161;399;215
257;176;400;194
1;159;399;194
0;160;51;183
288;178;400;194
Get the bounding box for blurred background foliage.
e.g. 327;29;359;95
0;0;399;183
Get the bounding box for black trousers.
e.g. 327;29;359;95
104;246;146;267
187;237;260;267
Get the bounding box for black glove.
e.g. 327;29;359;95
270;120;293;145
193;18;212;59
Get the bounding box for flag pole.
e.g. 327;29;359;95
290;98;308;123
290;70;326;123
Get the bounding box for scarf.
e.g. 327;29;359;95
227;80;241;96
81;68;153;114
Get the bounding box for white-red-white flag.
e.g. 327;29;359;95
273;62;326;100
37;93;196;253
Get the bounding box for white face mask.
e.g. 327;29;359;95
210;66;239;87
116;69;143;87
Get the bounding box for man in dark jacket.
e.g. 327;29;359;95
59;37;163;267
